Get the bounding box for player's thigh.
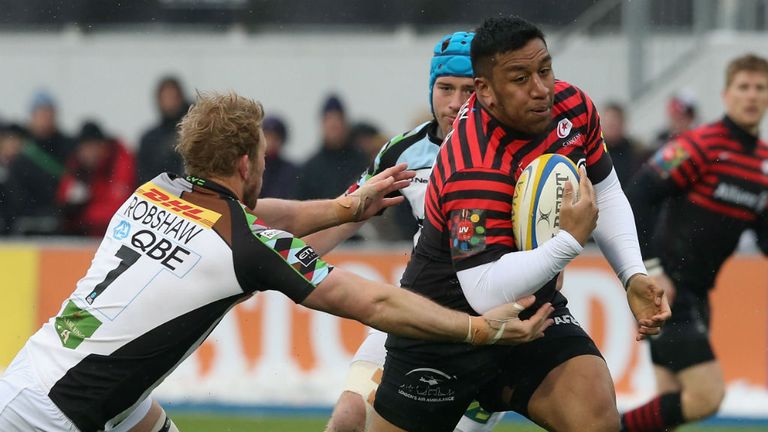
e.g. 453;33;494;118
327;360;384;432
374;347;504;432
677;360;725;419
527;354;618;432
370;409;408;432
653;365;681;394
478;307;602;419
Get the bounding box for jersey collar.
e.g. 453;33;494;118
722;115;759;150
473;97;541;143
427;120;444;145
184;175;240;201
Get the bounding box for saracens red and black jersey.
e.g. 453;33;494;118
628;116;768;295
399;80;613;316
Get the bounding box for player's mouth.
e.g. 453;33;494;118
530;106;551;117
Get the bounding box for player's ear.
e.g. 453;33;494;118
474;76;494;108
237;154;250;179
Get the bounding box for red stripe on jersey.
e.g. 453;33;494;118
676;138;708;169
710;163;768;186
443;198;511;214
691;183;714;196
463;109;484;167
485;236;515;247
689;192;757;221
442;178;514;195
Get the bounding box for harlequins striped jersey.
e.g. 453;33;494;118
629;116;768;294
347;120;443;244
400;80;613;316
22;173;332;431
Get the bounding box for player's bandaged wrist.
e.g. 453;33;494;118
464;315;506;345
644;258;664;277
333;195;364;224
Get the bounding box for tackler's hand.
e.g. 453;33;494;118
465;295;554;345
339;163;415;222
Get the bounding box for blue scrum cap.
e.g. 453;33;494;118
429;31;474;114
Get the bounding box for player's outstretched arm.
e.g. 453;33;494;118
254;163;414;237
301;268;553;345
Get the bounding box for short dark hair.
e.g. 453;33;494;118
603;101;625;118
471;16;546;79
156;75;185;98
725;53;768;88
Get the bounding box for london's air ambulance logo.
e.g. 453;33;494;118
557;118;572;139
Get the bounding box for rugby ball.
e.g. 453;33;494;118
512;154;579;251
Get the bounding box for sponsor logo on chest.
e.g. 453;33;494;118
713;182;768;211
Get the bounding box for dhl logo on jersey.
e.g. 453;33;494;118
137;182;221;228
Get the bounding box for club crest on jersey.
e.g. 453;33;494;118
449;209;486;258
557;118;572;139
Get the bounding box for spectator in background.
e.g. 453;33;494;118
652;91;697;150
136;76;188;184
57;121;135;236
349;121;387;164
296;94;368;200
601;102;645;188
259;115;299;199
0;124;27;234
6;90;74;234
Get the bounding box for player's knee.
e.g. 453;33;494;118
326;391;369;432
589;409;621;432
576;398;620;432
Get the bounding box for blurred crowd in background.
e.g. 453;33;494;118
0;74;699;242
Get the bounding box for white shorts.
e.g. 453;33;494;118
0;347;78;431
0;347;152;432
350;328;387;365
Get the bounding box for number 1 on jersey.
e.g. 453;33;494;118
86;245;141;304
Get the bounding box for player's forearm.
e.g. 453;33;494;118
364;282;470;342
302;221;365;256
592;169;646;286
254;197;359;237
305;270;468;342
456;231;582;313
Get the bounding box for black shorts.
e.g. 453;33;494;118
375;307;602;432
650;290;714;372
478;310;603;419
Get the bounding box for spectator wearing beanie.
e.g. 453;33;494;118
296;94;369;200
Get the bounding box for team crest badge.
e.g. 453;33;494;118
557;118;572;139
449;209;486;258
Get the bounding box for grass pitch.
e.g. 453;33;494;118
171;413;767;431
